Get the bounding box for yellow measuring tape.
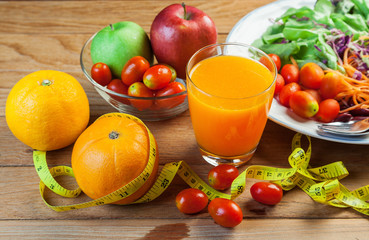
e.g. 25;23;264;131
33;113;369;215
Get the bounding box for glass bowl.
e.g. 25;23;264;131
80;33;188;121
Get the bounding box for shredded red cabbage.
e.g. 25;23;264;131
324;29;369;78
314;45;322;52
352;70;362;80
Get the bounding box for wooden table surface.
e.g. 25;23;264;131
1;0;369;239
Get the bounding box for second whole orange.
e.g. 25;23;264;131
71;113;159;205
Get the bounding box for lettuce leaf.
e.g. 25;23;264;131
252;0;369;71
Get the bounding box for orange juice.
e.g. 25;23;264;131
188;55;275;158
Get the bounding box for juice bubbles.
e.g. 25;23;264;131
187;43;276;166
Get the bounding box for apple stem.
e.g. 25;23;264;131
182;2;188;20
109;24;114;31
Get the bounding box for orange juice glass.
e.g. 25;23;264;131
186;43;276;166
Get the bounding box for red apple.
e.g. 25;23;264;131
150;3;217;79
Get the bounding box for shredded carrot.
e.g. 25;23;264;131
339;99;369;113
325;67;369;113
290;56;298;68
314;35;369;113
343;47;349;65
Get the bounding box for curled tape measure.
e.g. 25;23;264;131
33;113;369;215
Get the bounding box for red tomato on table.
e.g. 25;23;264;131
91;62;112;86
250;182;283;205
208;164;239;190
176;188;208;214
208;198;243;228
155;82;186;109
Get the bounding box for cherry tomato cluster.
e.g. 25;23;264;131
175;164;242;228
175;188;243;228
175;165;284;228
90;56;186;111
267;53;341;123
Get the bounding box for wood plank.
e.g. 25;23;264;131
1;160;368;220
0;33;228;73
1;219;369;239
2;0;369;237
0;0;274;34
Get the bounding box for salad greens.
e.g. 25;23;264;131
252;0;369;72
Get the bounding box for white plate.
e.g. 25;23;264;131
226;0;369;145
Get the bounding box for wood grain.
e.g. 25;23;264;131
1;219;369;239
1;164;368;221
2;0;369;238
0;1;271;34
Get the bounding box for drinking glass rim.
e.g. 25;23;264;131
186;42;277;100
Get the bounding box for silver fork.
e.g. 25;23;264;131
317;118;369;136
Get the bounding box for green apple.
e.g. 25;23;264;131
91;21;153;78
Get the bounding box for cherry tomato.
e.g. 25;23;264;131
107;79;129;104
319;72;346;99
208;198;243;228
304;89;321;103
268;54;281;72
163;64;177;82
279;82;301;107
91;62;112;86
250;182;283;205
289;91;319;118
155;82;187;109
176;188;208;214
128;82;154;110
299;62;324;89
274;74;285;95
259;55;275;72
143;65;172;90
121;56;150;86
280;64;299;84
315;99;340;123
208;164;239;191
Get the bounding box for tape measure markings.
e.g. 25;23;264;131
351;185;369;201
33;113;369;216
134;162;179;204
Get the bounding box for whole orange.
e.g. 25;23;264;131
71;113;159;205
6;70;90;151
